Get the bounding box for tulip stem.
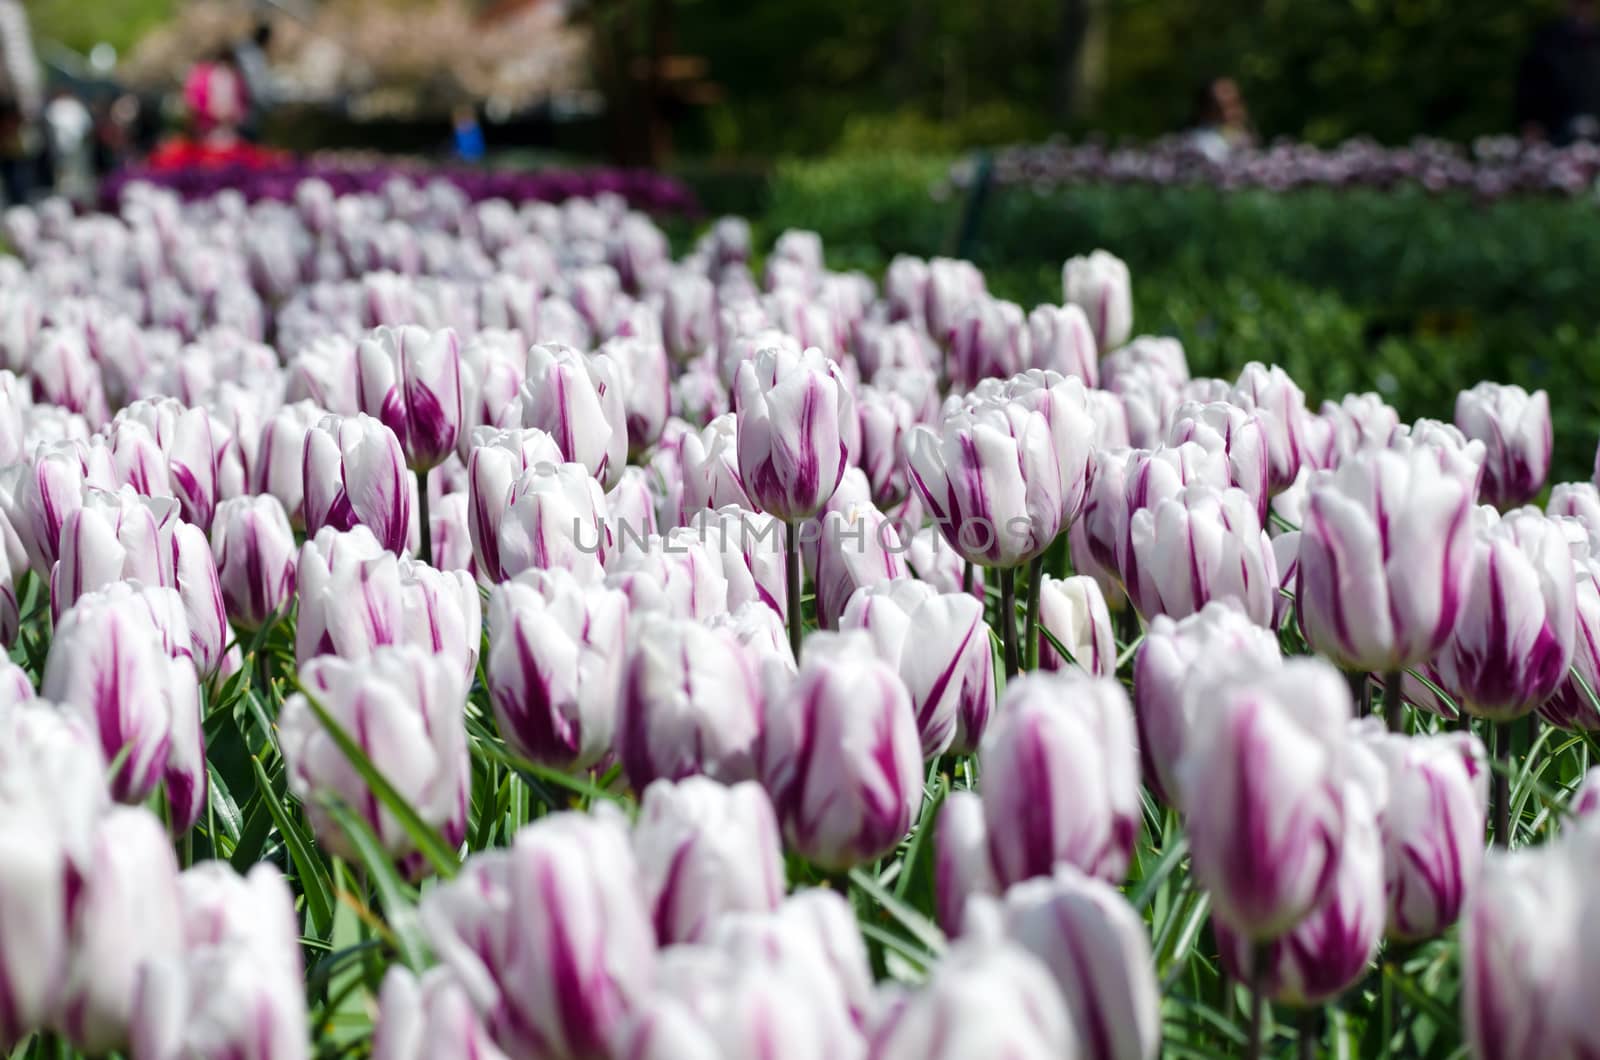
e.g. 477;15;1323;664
786;520;803;660
1297;1007;1322;1060
416;469;432;566
1023;555;1044;670
961;560;974;596
1492;721;1511;847
1383;670;1405;732
998;567;1020;678
1246;943;1270;1060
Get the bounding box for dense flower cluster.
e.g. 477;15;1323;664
0;173;1589;1059
965;135;1600;200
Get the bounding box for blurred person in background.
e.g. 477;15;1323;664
44;88;93;204
0;0;41;205
452;104;486;164
1187;76;1255;162
231;19;277;142
1517;0;1600;143
147;55;278;171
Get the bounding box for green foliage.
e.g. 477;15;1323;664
29;0;173;55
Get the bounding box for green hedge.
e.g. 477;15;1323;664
728;156;1600;483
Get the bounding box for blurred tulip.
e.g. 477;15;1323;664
1133;603;1283;805
496;461;611;582
280;645;470;869
1026;303;1098;386
1062;249;1132;352
520;343;628;489
9;438;117;574
1232;362;1310;493
632;777;785;944
210;495;296;630
619;614;764;790
981;671;1141;886
1436;508;1575;720
1456;382;1551;509
1167;399;1270;522
1297;446;1475;673
678;413;752;516
419;811;655;1060
1312;393;1400;469
487;570;628;770
948;296;1028;390
760;631;922;869
372;968;508;1060
464;425;564;583
164;517;231;677
113;398;221;529
734;344;853;522
687;506;789;620
301;413;412;554
1180;658;1352;939
841;578;994;756
1125;484;1277;626
252;399;325;526
934;791;996;936
399;556;482;683
1543;556;1600;729
356;325;464;471
854;384;915;507
1036;573;1115;675
606;528;730;620
49;487;169;619
806;502;910;631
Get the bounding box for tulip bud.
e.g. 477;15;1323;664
112;398;220;529
678;413;753;516
31;326;110;427
853;384;915;509
604;336;671;453
935;791;997;936
464;426;564;582
1133;603;1282;805
132;863;310;1060
1126;484;1278;626
662;273;716;361
164;517;231;677
760;631;921;869
497;461;610;583
1436;508;1575;720
1062;249;1132;352
520;343;628;490
840;578;994;756
947;296;1028;390
487;570;627;770
252;399;325;526
1216;781;1385;1005
302;413;412;554
1297;446;1475;672
807;502;910;631
9;438;117;574
981;671;1140;887
372;968;507;1060
1312;393;1400;469
1167;400;1270;522
686;506;789;620
280;645;470;868
49;487;169;618
58;807;182;1055
607;528;731;620
983;866;1162;1060
734;344;853;522
210;495;297;631
1026;303;1098;387
399;556;482;683
1180;658;1352;939
870;940;1077;1059
355;325;464;471
633;777;785;944
1455;382;1551;509
419;810;655;1060
1036;574;1116;676
620;613;764;790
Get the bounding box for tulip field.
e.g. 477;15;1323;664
0;174;1592;1060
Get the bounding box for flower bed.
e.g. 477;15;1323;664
0;174;1591;1058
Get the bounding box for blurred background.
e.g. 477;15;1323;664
10;0;1600;479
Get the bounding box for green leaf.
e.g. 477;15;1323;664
847;867;946;957
248;756;335;938
323;800;428;971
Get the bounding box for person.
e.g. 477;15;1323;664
1187;77;1254;162
0;0;42;206
44;89;93;204
452;104;485;164
231;19;276;142
146;57;279;172
1516;0;1600;144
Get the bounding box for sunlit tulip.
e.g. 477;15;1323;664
1062;249;1132;352
301;413;412;553
520;343;628;489
734;344;853;522
1456;382;1551;509
355;325;464;471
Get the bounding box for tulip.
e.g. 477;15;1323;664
1353;720;1489;939
603;336;671;454
806;502;910;631
1387;417;1487;492
708;601;796;675
607;464;659;544
934;791;997;936
1297;446;1475;674
1231;362;1310;493
1062;249;1132;352
1125;484;1278;627
354;325;464;473
760;631;922;869
1026;303;1099;387
1167;399;1270;522
279;645;470;868
496;461;611;583
1572;767;1600;821
869;940;1077;1059
131;863;311;1060
372;968;508;1060
619;613;764;790
9;438;117;575
521;343;628;490
1456;382;1551;509
398;556;482;683
113;398;221;529
294;526;402;664
947;296;1028;390
43;587;204;809
981;671;1141;886
487;570;628;770
925;257;985;343
1108;368;1183;450
981;865;1162;1060
671;356;729;426
0;658;30;705
606;528;730;620
632;777;785;944
678;413;753;516
419;810;656;1060
1549;481;1600;542
1036;574;1116;676
854;384;915;508
252;399;325;525
31;326;109;427
164;517;231;677
686;506;788;620
1133;603;1283;805
49;487;169;619
58;807;182;1055
302;413;413;554
457;330;527;447
777;888;878;1025
1180;658;1352;939
1116;441;1230;582
734;344;853;522
464;425;564;582
210;495;297;630
1216;781;1385;1005
1312;393;1400;469
840;578;994;756
662;272;716;361
1436;508;1575;720
1543;556;1600;729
